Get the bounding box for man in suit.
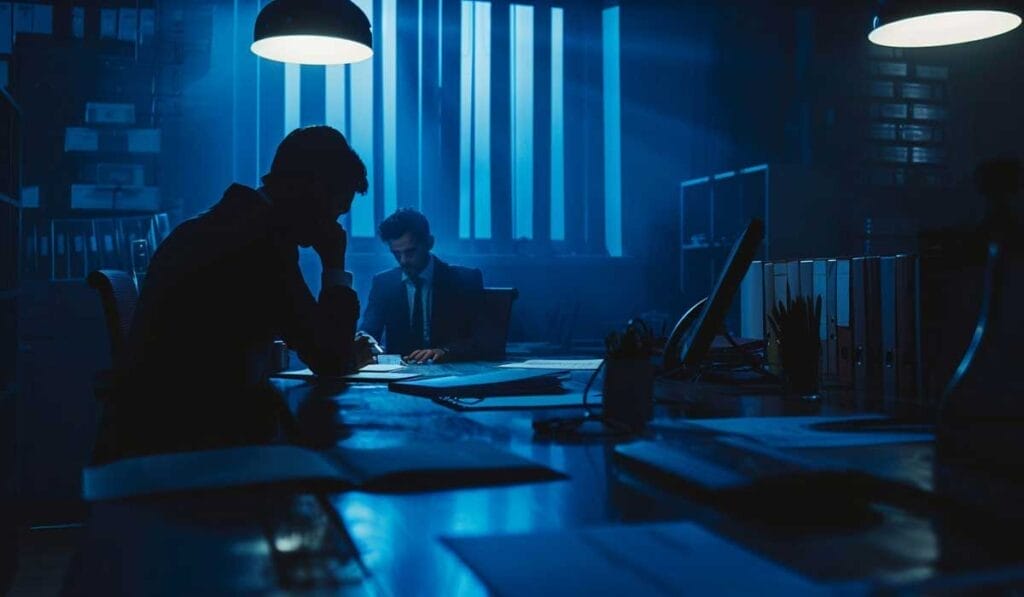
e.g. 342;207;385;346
94;126;373;461
360;208;484;363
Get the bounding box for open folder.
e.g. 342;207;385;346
388;369;569;398
83;442;565;501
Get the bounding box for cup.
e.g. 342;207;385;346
602;357;655;431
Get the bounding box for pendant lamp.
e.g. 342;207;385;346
869;0;1021;47
252;0;373;65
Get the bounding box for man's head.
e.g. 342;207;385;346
262;126;368;246
378;208;434;277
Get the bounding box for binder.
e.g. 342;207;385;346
836;259;853;387
895;254;918;401
824;259;839;380
86;220;102;273
52;220;68;280
785;260;801;299
852;257;882;393
37;227;50;279
739;261;764;339
812;260;829;377
799;259;815;302
880;256;897;401
69;220;88;279
94;219;119;269
763;262;778;371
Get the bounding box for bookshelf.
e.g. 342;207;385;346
679;164;843;335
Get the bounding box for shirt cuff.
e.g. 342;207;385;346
322;268;353;288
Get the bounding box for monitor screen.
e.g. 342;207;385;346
667;217;765;371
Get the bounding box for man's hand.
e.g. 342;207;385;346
353;334;376;369
404;348;449;364
312;220;347;269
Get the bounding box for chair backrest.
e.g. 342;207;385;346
87;269;139;364
477;287;519;360
546;298;581;350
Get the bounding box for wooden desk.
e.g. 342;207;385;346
63;363;1024;595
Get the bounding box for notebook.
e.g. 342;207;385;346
388;369;569;398
83;441;565;501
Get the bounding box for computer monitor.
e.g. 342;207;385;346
663;217;765;373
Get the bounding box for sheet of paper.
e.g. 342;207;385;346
499;359;604;371
655;415;933;449
272;368;422;382
443;521;845;596
434;392;595;411
360;363;406;372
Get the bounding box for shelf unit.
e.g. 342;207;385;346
678;163;845;335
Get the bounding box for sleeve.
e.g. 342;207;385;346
440;268;484;361
276;249;360;376
359;273;386;344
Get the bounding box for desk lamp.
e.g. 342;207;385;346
252;0;374;65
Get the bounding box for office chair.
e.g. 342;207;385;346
86;270;138;401
478;287;519;360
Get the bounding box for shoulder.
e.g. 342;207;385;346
371;267;403;287
436;259;482;287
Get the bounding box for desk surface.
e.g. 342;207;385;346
65;363;1024;595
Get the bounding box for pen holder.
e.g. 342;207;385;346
602;357;655;431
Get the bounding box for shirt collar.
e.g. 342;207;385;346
403;255;435;285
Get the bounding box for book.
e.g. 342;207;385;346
894;254;918;401
739;260;764;339
83;441;565;501
880;256;898;401
824;259;839;380
389;369;569;398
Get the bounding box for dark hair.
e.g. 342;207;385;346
262;125;369;195
378;208;431;243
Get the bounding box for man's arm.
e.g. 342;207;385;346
277;222;360;376
277;257;360;376
359;273;386;344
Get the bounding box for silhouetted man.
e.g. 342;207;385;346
360;209;483;363
94;126;371;461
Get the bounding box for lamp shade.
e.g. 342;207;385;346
252;0;373;65
869;0;1022;47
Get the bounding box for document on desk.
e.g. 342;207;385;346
83;442;565;501
272;367;422;382
442;521;847;596
654;415;933;448
499;359;604;370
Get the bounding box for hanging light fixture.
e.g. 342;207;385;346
252;0;373;65
869;0;1022;47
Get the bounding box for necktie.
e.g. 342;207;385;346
410;275;425;349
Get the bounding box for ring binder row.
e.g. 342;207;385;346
19;212;171;281
739;255;920;404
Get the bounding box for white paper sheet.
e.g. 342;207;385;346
500;359;604;371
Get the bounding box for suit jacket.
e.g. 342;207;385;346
95;184;360;461
360;257;483;360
